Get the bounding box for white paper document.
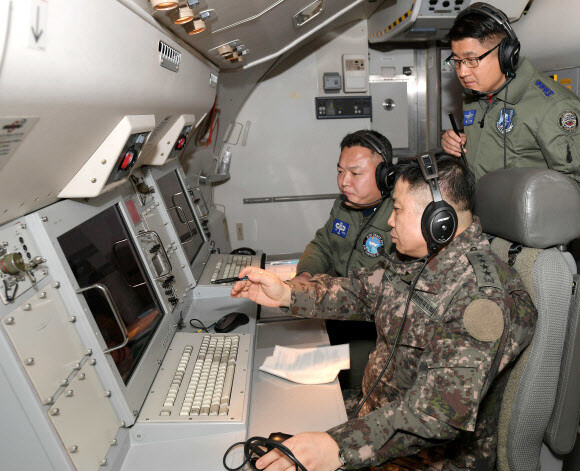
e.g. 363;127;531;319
260;344;350;384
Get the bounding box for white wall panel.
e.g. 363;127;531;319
214;21;370;254
0;0;216;225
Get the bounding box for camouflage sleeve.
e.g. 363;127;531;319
286;266;386;322
296;211;336;276
536;98;580;184
326;289;501;468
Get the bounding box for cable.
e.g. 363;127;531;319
223;436;307;471
353;256;430;418
503;83;509;169
188;318;216;332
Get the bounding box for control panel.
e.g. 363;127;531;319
342;54;368;93
105;132;150;185
315;96;372;119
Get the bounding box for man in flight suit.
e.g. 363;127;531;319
442;2;580;184
295;129;395;282
231;154;536;470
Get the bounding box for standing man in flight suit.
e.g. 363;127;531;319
294;129;396;393
231;154;536;471
442;2;580;184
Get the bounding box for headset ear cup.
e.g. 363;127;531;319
421;201;458;253
375;161;387;194
498;37;520;78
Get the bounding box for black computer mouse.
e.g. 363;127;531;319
214;312;249;333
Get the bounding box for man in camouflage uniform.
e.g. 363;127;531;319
231;155;536;470
442;3;580;184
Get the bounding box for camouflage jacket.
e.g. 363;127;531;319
296;196;394;277
286;218;536;470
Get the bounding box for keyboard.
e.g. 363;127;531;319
210;255;253;283
138;332;251;423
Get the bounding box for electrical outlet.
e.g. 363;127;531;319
236;223;244;240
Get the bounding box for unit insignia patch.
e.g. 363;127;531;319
496;108;516;134
331;218;349;238
363;233;383;257
559;109;578;133
463;110;476;126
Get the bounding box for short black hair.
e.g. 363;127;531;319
394;153;476;212
448;11;508;46
340;129;393;163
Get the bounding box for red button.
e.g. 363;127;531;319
175;137;186;150
120;151;134;170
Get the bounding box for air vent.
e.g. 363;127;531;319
158;41;181;72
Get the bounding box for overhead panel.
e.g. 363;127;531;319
144;0;366;70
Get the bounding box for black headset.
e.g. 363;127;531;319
417;153;458;254
455;2;520;79
354;131;396;197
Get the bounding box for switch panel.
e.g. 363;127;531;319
315;96;372;119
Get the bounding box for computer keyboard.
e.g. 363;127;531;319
138;332;251;423
210;255;253;283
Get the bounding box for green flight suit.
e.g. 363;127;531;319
297;196;394;277
462;57;580;184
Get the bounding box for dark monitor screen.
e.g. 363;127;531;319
58;205;163;384
156;171;204;265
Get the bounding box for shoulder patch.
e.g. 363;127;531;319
559;110;578;133
363;233;383;257
331;218;349;238
463;299;504;342
534;79;555;98
466;251;503;290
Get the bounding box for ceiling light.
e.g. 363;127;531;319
184;18;206;35
149;0;178;10
168;6;194;25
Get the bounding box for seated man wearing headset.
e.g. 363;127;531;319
231;154;536;470
442;2;580;184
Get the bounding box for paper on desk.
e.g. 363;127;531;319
260;344;350;384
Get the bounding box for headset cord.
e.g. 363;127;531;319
223;437;307;471
344;198;386;275
503;83;509;169
353;256;430;418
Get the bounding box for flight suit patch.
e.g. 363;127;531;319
463;110;476;126
559;110;578;133
534;79;555;97
331;218;349;238
496;108;516;134
363;233;383;257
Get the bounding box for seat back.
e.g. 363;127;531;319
475;168;580;471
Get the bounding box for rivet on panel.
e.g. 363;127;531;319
74;363;81;370
120;421;126;427
5;317;15;325
68;445;78;453
23;304;32;311
24;357;35;365
90;359;97;365
39;291;47;298
160;153;165;156
69;316;77;323
100;458;108;466
60;379;69;386
101;160;107;165
20;223;26;229
110;439;117;446
85;349;93;356
79;373;86;380
65;389;74;397
50;408;60;416
45;396;54;405
91;178;97;183
52;282;61;289
42;270;48;276
41;216;48;222
104;390;111;397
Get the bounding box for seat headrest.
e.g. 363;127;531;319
475;168;580;248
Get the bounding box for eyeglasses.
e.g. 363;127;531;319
445;43;500;69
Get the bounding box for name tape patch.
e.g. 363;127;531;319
332;218;349;238
534;79;555;98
